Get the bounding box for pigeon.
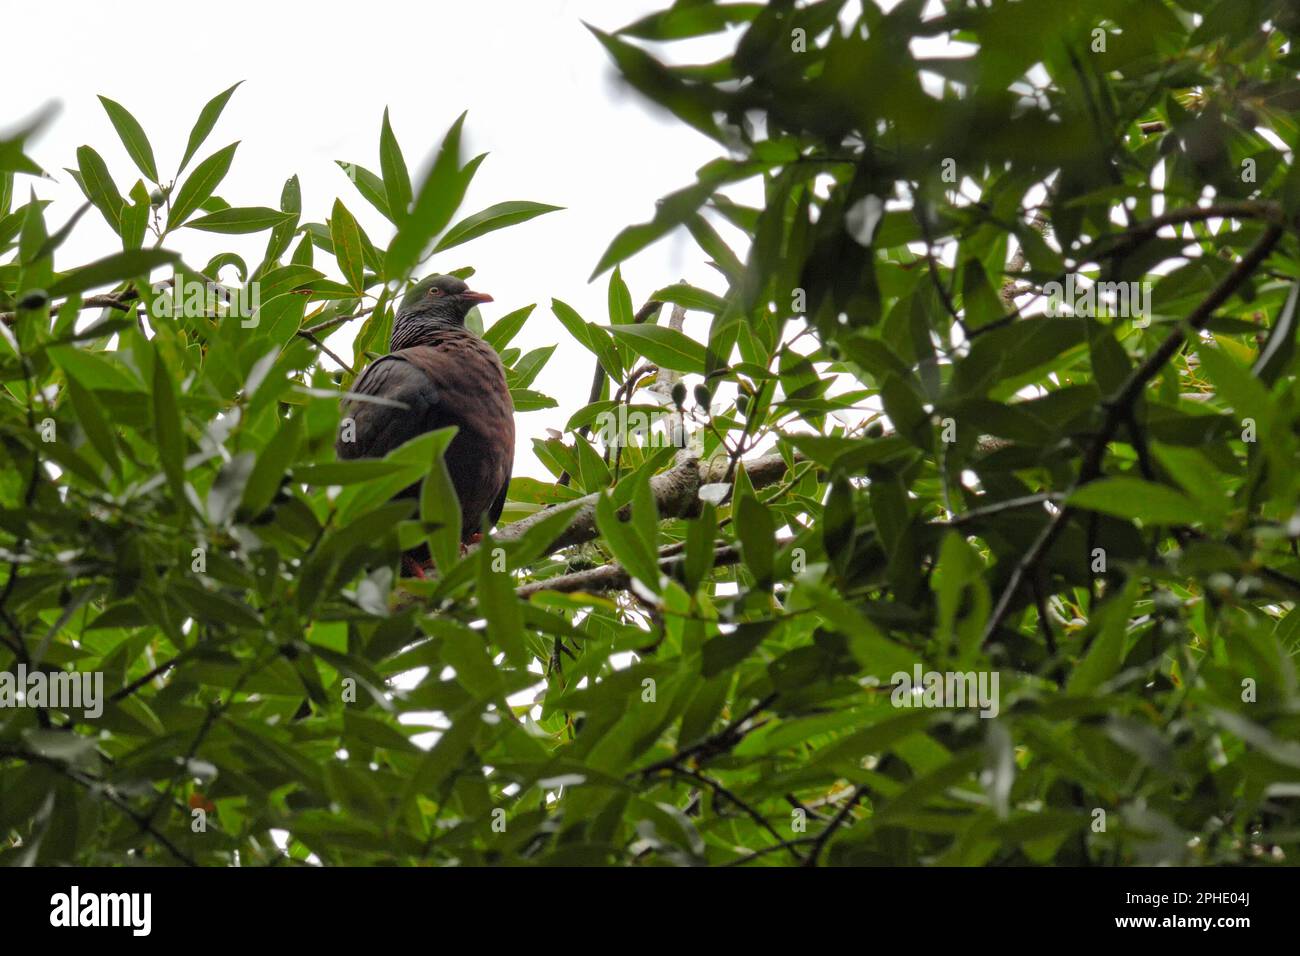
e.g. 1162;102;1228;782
336;275;514;575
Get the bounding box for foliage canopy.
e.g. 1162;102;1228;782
3;0;1300;866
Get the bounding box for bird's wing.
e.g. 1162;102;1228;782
397;336;515;536
339;333;515;540
336;354;441;460
488;456;512;529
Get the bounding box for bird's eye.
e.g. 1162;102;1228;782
429;288;444;297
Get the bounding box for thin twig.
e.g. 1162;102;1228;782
981;223;1284;643
559;298;662;486
297;329;355;374
803;783;868;866
667;765;802;861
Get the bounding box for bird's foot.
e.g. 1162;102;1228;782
460;532;484;557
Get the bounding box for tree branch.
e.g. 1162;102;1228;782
517;540;745;597
666;765;802;860
633;693;777;778
0;290;137;326
300;305;375;338
0;745;197;866
495;450;796;560
297;329;354;374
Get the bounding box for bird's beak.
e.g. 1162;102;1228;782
461;290;494;304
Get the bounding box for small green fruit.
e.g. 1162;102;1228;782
866;421;884;438
735;394;749;416
671;381;687;408
693;383;712;408
149;188;166;208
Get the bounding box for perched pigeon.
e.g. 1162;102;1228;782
337;275;514;575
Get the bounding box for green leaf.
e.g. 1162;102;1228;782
329;199;367;293
296;460;413;486
379;107;412;220
151;348;187;505
74;145;123;233
1149;442;1229;523
418;427;462;573
402;704;481;807
262;173;302;270
186;206;293;234
806;583;919;679
64;377;121;477
1253;281;1299;386
735;494;774;588
483;303;535;352
703;620;775;678
550;297;592;349
48;345;141;392
587;25;722;142
932;531;989;661
433;200;561;253
554;300;625;381
649;282;728;314
589;160;754;279
17;189;49;268
179;82;241;175
595;488;660;588
168;142;239;230
1198;341;1274;433
120;183;149;250
336;161;390;221
608;323;707;374
46;248;179;299
97;96;158;183
208;452;256;525
620;3;763;40
0;105;53;179
629;469;660;559
1067;582;1139;695
686;213;744;281
510;390;558;414
241;413;303;516
683;502;717;593
386;112;478;280
31;201;92;263
478;539;527;665
1066;478;1202;526
609;266;635;325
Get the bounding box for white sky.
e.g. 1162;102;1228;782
5;0;753;478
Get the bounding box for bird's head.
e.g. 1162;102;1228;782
395;274;494;328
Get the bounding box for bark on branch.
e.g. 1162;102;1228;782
1;290;137;326
517;541;744;597
494;449;797;561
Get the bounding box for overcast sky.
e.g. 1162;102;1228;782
5;0;753;477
